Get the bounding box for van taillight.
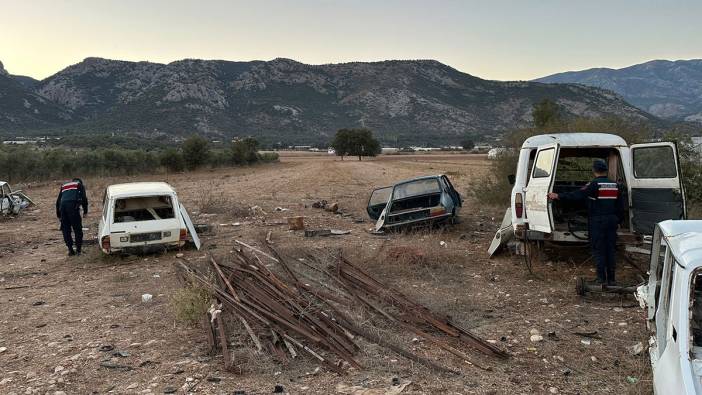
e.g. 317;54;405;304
101;236;111;252
515;193;524;218
179;228;188;241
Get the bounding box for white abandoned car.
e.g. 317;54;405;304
489;133;686;256
0;181;34;216
636;220;702;394
98;182;200;254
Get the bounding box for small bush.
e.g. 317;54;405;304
171;286;210;324
196;189;230;214
160;148;185;172
258;152;279;162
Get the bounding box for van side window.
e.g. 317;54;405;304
633;146;677;178
533;148;555;178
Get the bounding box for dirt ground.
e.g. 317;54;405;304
0;153;652;394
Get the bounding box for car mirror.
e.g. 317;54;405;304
507;174;516;185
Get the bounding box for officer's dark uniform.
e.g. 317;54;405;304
56;179;88;255
556;161;625;284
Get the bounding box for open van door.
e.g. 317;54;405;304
629;142;686;235
524;143;560;233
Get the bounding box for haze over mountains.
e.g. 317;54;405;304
536;59;702;123
0;57;659;144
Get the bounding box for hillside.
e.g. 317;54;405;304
2;57;654;144
536;59;702;123
0;61;72;131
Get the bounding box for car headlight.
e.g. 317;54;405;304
119;236;128;242
163;231;171;237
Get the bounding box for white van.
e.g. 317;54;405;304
636;220;702;394
98;182;200;254
490;133;686;255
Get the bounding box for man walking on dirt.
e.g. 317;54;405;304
56;178;88;256
547;160;624;285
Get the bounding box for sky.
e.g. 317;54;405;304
1;0;701;81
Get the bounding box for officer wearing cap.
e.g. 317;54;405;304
548;160;625;285
55;178;88;256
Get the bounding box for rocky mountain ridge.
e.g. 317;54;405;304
1;57;655;144
536;59;702;123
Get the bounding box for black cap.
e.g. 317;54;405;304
593;160;608;172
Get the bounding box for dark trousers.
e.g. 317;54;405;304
589;215;618;283
60;204;83;251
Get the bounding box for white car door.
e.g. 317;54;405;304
524;143;560;233
629;142;686;235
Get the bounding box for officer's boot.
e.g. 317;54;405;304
68;246;76;256
606;270;616;286
76;244;82;256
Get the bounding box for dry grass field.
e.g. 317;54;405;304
0;153;652;394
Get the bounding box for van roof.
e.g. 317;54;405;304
107;182;177;198
658;220;702;270
521;133;627;149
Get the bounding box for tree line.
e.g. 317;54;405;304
0;135;278;184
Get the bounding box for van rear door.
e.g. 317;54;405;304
524;143;560;233
629;142;686;235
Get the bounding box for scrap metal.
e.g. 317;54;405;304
176;243;508;374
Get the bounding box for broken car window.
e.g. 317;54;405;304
633;146;677;178
114;195;175;223
392;178;441;199
533;148;555;178
369;187;392;206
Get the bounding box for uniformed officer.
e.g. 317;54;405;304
55;178;88;256
547;160;625;285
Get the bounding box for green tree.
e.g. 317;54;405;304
331;128;381;161
461;138;475;151
231;137;260;165
532;99;562;128
662;130;702;215
160;148;185;172
181;135;210;170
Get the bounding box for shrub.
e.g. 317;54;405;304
182;135;210;170
170;286;211;324
160;148;185;172
258;152;279;162
231;137;260;165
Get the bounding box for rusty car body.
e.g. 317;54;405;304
367;174;462;231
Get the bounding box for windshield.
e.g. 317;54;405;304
114;195;175;223
392;178;441;200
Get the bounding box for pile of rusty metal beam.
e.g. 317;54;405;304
176;242;507;374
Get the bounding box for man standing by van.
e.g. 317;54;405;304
56;178;88;256
548;160;624;285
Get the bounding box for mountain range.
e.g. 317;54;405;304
536;59;702;123
1;57;656;144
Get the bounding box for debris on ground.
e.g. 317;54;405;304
336;379;412;395
304;229;351;237
286;216;305;230
175;245;508;374
0;181;35;216
628;342;644;355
